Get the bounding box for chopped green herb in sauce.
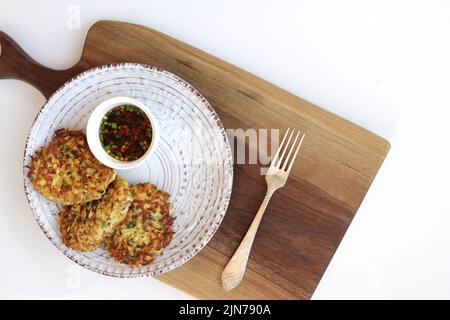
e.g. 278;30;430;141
99;104;152;161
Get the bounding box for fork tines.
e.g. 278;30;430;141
271;128;305;172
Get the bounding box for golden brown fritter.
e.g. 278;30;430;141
28;129;116;205
59;176;133;251
105;183;174;267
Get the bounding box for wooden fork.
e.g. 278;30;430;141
222;128;306;291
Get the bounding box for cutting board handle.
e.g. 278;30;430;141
0;31;80;99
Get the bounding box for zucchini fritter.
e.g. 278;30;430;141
59;176;133;251
105;183;174;267
28;129;116;205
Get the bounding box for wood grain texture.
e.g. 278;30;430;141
0;20;390;299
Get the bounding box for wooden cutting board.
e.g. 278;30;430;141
0;20;390;299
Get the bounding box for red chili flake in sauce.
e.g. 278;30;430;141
99;105;152;161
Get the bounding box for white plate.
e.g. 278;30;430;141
23;63;233;277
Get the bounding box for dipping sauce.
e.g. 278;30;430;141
99;105;152;161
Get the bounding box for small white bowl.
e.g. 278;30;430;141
86;97;159;170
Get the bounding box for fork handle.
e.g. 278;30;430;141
221;190;274;291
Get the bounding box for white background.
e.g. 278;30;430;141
1;0;449;299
